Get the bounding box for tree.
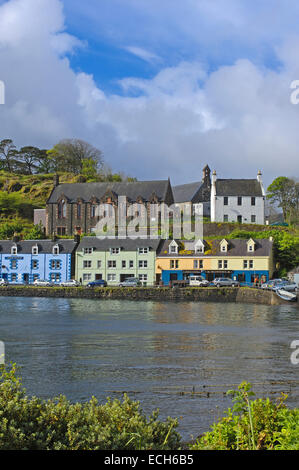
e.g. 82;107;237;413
0;139;18;172
16;146;45;174
267;177;297;221
47;139;103;175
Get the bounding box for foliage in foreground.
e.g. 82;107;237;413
190;382;299;450
0;365;180;450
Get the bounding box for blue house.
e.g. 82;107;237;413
0;238;78;284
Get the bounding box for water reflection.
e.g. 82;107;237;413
0;297;298;440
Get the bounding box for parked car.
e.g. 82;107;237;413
119;277;141;287
271;280;297;292
33;279;52;287
86;279;107;288
189;276;210;287
0;278;8;286
261;279;283;290
60;279;80;287
211;277;240;287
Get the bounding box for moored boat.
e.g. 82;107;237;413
276;289;297;302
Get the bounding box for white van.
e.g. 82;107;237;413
189;275;209;287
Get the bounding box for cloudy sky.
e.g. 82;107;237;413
0;0;299;186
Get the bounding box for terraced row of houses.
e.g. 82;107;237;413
0;235;275;287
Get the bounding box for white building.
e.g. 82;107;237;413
211;170;266;225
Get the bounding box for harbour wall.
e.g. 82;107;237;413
0;286;296;306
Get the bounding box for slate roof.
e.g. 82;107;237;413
47;180;172;203
78;237;162;252
215;179;263;197
157;238;273;257
172;181;204;203
0;239;78;254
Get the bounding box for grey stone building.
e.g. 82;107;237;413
173;165;211;216
46;176;174;236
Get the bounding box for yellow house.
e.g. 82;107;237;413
156;238;274;286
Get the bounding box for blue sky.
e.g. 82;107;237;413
0;0;299;186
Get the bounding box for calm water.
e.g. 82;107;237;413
0;297;298;440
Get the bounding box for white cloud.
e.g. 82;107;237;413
124;46;161;63
0;0;299;188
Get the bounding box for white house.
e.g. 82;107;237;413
211;170;266;225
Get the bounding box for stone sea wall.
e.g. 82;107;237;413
0;286;296;306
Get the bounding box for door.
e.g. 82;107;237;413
23;273;29;284
237;215;242;223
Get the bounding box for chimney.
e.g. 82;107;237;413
53;174;60;187
74;231;81;245
12;232;20;243
257;169;266;197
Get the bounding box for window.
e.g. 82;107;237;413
138;260;148;268
10;260;17;269
50;273;60;282
170;260;179;269
223;260;228;269
108;273;116;282
237;197;242;206
97;260;102;269
249;260;254;269
108;260;116;269
11;246;17;255
83;260;92;269
32;260;38;270
193;260;199;269
32;246;38;255
251;215;256;223
122;260;126;268
218;260;223;269
83;273;91;281
52;245;59;255
110;248;120;254
138;248;149;254
224;196;228;206
51;260;62;270
223;215;228;222
221;245;227;252
129;260;134;268
243;260;248;269
77;203;82;219
83;247;93;254
57;227;66;236
251;197;256;206
33;274;39;282
139;274;148;285
11;273;17;282
58;200;66;219
248;244;254;252
91;204;97;218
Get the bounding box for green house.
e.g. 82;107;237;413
75;237;161;286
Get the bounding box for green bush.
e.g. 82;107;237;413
0;365;180;450
190;382;299;450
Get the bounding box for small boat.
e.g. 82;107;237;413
276;288;297;302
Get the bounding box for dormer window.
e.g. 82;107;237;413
195;240;205;254
138;247;149;254
53;244;59;255
169;240;178;254
32;245;38;255
11;245;17;255
247;238;256;253
220;239;228;253
110;247;120;255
